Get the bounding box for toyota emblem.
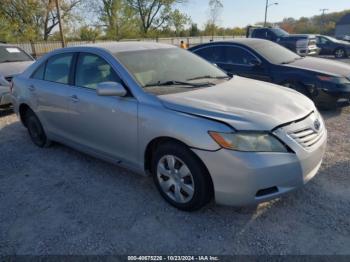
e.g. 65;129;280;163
314;119;321;131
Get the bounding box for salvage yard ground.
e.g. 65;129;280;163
0;58;349;255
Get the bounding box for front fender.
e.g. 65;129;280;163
137;103;232;168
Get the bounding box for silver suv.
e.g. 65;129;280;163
11;42;327;211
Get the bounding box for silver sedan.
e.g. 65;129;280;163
11;42;327;211
0;44;34;107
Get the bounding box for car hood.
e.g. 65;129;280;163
158;77;315;131
0;61;34;77
286;57;350;77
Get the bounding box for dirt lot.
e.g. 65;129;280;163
0;105;349;255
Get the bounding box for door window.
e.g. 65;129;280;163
253;29;267;39
75;53;120;90
194;46;225;63
44;53;73;84
223;46;256;65
31;62;46;80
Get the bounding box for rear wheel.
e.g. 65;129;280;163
24;110;51;148
152;142;212;211
334;48;347;59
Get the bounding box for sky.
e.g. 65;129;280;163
177;0;350;28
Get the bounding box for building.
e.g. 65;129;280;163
335;13;350;39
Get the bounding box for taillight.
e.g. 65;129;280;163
9;81;14;94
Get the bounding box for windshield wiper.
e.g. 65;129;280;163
187;75;231;81
144;80;215;88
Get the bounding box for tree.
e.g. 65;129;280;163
98;0;139;40
169;9;190;36
207;0;223;39
42;0;82;40
0;0;82;41
126;0;186;36
189;23;200;37
79;25;101;41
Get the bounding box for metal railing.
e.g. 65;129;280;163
11;35;245;58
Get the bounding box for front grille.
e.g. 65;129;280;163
5;76;13;83
289;127;325;148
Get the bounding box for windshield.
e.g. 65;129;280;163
0;46;33;63
114;48;228;95
253;41;301;64
271;28;289;37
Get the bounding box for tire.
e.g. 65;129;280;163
334;48;347;59
314;92;338;111
151;142;213;211
24;110;51;148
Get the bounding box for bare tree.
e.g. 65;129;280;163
207;0;223;39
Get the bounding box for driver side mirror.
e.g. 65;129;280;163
96;82;127;97
249;59;262;67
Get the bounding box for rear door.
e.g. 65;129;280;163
29;53;74;138
66;52;138;165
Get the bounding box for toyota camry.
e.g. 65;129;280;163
11;42;327;211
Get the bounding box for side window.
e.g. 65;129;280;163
253;29;267;39
223;46;256;65
31;62;46;80
45;53;73;84
194;46;225;63
320;37;329;44
75;53;120;90
266;31;276;41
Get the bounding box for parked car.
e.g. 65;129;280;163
316;35;350;58
189;39;350;109
0;44;34;108
11;42;327;211
247;26;319;56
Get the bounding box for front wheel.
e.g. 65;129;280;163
152;142;213;211
24;110;51;148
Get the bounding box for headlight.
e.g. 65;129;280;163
317;75;350;84
209;132;289;152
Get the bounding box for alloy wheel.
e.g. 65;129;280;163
335;49;345;58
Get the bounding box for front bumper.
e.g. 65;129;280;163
320;83;350;100
297;46;320;56
193;113;327;206
0;85;12;106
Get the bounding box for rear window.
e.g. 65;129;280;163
0;46;33;63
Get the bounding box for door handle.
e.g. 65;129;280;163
71;94;79;103
29;85;36;91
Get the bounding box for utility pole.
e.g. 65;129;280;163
55;0;66;48
264;0;279;27
320;8;329;34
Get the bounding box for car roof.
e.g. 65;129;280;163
65;41;176;54
189;38;274;50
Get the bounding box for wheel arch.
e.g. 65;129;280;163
19;103;33;127
144;136;214;196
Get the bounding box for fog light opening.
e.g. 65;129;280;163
256;187;279;198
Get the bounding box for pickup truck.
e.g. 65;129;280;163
247;26;319;56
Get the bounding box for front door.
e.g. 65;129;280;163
218;46;271;82
67;52;138;166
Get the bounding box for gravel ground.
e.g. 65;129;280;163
0;106;349;255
